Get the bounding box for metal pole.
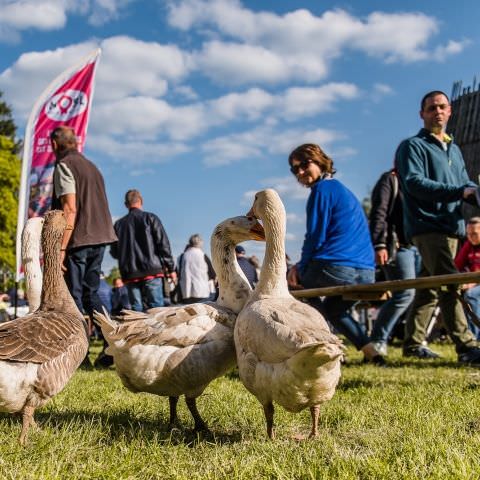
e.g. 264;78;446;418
14;280;18;318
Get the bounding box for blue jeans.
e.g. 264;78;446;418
371;246;421;344
127;277;164;311
463;286;480;340
301;260;375;350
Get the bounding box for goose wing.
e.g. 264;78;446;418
0;311;87;363
238;297;342;364
107;302;236;349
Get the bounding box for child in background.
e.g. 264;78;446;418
455;217;480;339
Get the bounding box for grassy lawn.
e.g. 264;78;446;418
1;341;480;479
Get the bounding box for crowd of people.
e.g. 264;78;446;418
286;90;480;367
6;89;480;369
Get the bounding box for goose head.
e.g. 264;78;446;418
246;189;286;227
212;215;265;245
211;215;265;313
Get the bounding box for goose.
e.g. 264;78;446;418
0;210;88;445
234;189;343;440
21;217;44;313
94;215;265;431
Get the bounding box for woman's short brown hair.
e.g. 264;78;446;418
288;143;335;174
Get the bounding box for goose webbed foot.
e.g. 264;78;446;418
263;402;275;440
293;405;321;441
185;397;209;433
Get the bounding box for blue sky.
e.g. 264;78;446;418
1;0;479;273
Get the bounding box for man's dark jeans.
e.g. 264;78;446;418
301;260;375;350
66;244;106;318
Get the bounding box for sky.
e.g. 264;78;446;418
1;0;480;274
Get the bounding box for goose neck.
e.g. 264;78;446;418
41;234;83;318
211;239;251;314
256;215;289;297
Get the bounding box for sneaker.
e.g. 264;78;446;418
372;341;388;356
458;347;480;365
94;351;114;368
80;355;94;370
403;345;440;359
363;354;387;367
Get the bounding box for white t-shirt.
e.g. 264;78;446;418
53;162;76;196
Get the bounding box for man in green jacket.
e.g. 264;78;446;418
396;90;480;364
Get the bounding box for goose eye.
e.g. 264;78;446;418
247;216;253;221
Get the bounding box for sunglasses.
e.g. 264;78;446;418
290;159;314;175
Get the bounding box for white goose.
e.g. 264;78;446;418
234;189;343;440
21;217;44;313
94;215;265;431
0;211;88;444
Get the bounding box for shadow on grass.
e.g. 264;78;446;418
342;358;464;369
4;409;244;447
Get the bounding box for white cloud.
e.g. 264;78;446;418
280;83;358;119
167;0;468;86
195;41;290;85
432;39;470;61
88;133;190;163
0;36;191;118
371;83;394;103
87;0;134;26
0;0;133;42
202;125;343;167
208;88;273;121
0;1;67;31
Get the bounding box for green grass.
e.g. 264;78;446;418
1;341;480;479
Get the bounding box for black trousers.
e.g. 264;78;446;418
66;244;106;318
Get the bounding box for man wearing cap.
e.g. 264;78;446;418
235;245;258;289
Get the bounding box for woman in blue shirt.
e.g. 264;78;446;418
287;143;384;365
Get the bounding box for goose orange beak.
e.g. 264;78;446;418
250;220;265;241
246;207;256;218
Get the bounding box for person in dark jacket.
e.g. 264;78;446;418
396;90;480;364
110;189;176;311
369;169;421;355
235;245;258;289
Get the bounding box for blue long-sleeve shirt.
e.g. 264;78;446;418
297;178;374;275
395;128;475;240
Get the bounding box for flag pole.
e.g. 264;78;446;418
15;48;101;285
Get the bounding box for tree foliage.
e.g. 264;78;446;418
0;91;21;153
0;91;21;275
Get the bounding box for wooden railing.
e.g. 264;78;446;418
290;271;480;301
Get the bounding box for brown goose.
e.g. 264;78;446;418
94;215;265;431
0;210;88;444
